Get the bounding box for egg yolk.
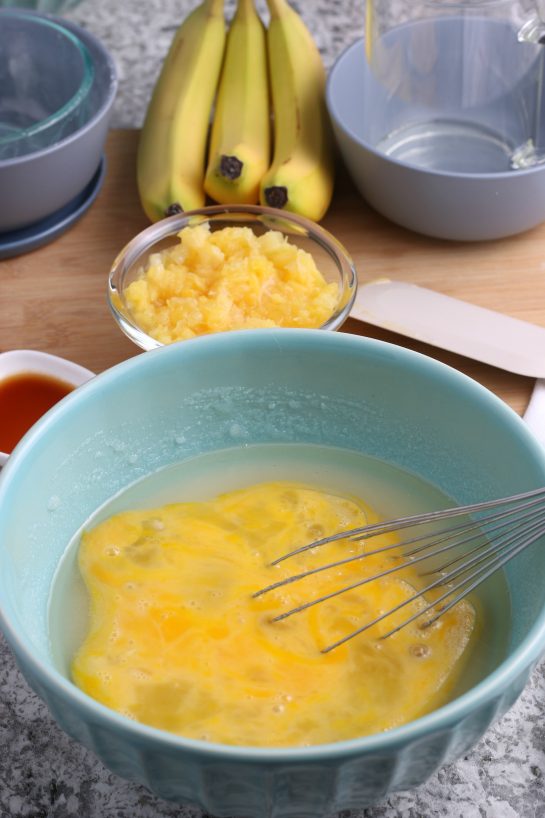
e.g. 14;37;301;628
72;482;475;747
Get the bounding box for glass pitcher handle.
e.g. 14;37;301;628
512;8;545;168
518;3;545;44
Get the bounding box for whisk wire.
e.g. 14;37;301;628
323;517;545;653
269;487;545;566
270;512;544;628
256;495;545;602
254;487;545;652
423;505;545;578
420;521;545;628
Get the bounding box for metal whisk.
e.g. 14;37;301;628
253;487;545;653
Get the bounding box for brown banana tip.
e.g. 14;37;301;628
264;186;289;209
219;155;244;180
165;203;184;216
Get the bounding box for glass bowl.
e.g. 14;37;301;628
108;205;359;351
0;11;117;234
0;9;94;160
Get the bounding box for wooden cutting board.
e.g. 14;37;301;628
1;128;543;416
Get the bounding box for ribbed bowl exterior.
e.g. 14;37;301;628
15;646;531;818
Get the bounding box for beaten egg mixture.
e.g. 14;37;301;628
73;482;475;747
122;224;339;342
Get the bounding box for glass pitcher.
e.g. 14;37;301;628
363;0;545;173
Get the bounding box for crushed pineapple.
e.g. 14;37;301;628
72;482;476;747
123;224;339;343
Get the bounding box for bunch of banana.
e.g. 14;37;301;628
137;0;334;223
260;0;334;222
137;0;226;221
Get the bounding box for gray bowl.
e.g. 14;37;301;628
0;11;117;233
326;39;545;242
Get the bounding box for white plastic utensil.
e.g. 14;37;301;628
351;280;545;379
524;379;545;447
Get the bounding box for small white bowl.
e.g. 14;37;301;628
0;349;94;466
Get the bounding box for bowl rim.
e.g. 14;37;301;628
107;204;359;350
326;37;545;182
0;9;95;155
0;8;118;169
1;329;545;760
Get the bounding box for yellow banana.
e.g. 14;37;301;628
137;0;226;222
260;0;334;222
204;0;270;205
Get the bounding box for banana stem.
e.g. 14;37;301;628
266;0;289;18
236;0;256;14
205;0;224;15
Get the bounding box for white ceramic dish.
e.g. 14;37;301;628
0;349;94;465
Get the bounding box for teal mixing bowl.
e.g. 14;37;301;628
1;329;545;818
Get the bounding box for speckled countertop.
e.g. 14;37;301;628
1;1;545;816
66;0;367;129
